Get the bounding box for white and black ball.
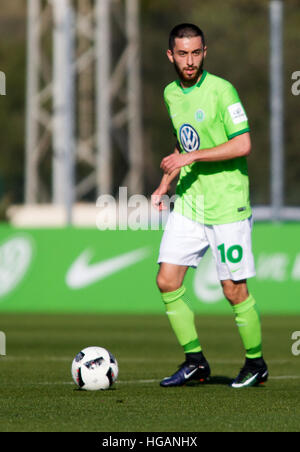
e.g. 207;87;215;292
71;346;118;391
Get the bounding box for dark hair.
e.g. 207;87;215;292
169;23;206;51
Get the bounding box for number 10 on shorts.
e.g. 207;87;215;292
218;243;243;264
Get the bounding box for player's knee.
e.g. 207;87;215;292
156;272;181;294
222;280;248;304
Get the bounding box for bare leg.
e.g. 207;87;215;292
221;279;249;305
156;262;189;293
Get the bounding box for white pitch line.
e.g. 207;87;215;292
18;376;300;386
117;379;160;384
32;379;160;386
269;376;300;380
119;376;300;382
1;356;295;365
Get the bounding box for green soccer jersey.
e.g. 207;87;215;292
164;70;252;225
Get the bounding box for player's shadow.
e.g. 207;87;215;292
186;376;233;387
206;376;233;386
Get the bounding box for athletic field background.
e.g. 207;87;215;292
1;223;300;432
0;222;299;314
1;313;300;432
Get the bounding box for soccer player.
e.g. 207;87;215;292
152;24;268;388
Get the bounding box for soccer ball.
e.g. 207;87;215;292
71;346;118;391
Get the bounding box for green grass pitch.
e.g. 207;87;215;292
0;314;300;432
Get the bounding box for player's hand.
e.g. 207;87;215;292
151;183;170;211
160;152;194;174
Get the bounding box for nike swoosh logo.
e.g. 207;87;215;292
183;368;199;380
66;247;150;289
166;311;177;316
232;372;259;388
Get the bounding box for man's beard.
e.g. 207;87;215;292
174;60;204;87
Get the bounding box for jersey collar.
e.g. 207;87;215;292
178;70;208;94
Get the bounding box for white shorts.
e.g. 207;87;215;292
158;211;256;281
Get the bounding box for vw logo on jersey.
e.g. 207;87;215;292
179;124;200;153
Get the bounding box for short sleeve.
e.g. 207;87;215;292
219;85;250;139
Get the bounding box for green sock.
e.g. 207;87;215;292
233;294;262;359
161;286;202;354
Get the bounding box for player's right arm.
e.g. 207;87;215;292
151;142;181;211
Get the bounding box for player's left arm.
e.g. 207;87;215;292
160;132;251;174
